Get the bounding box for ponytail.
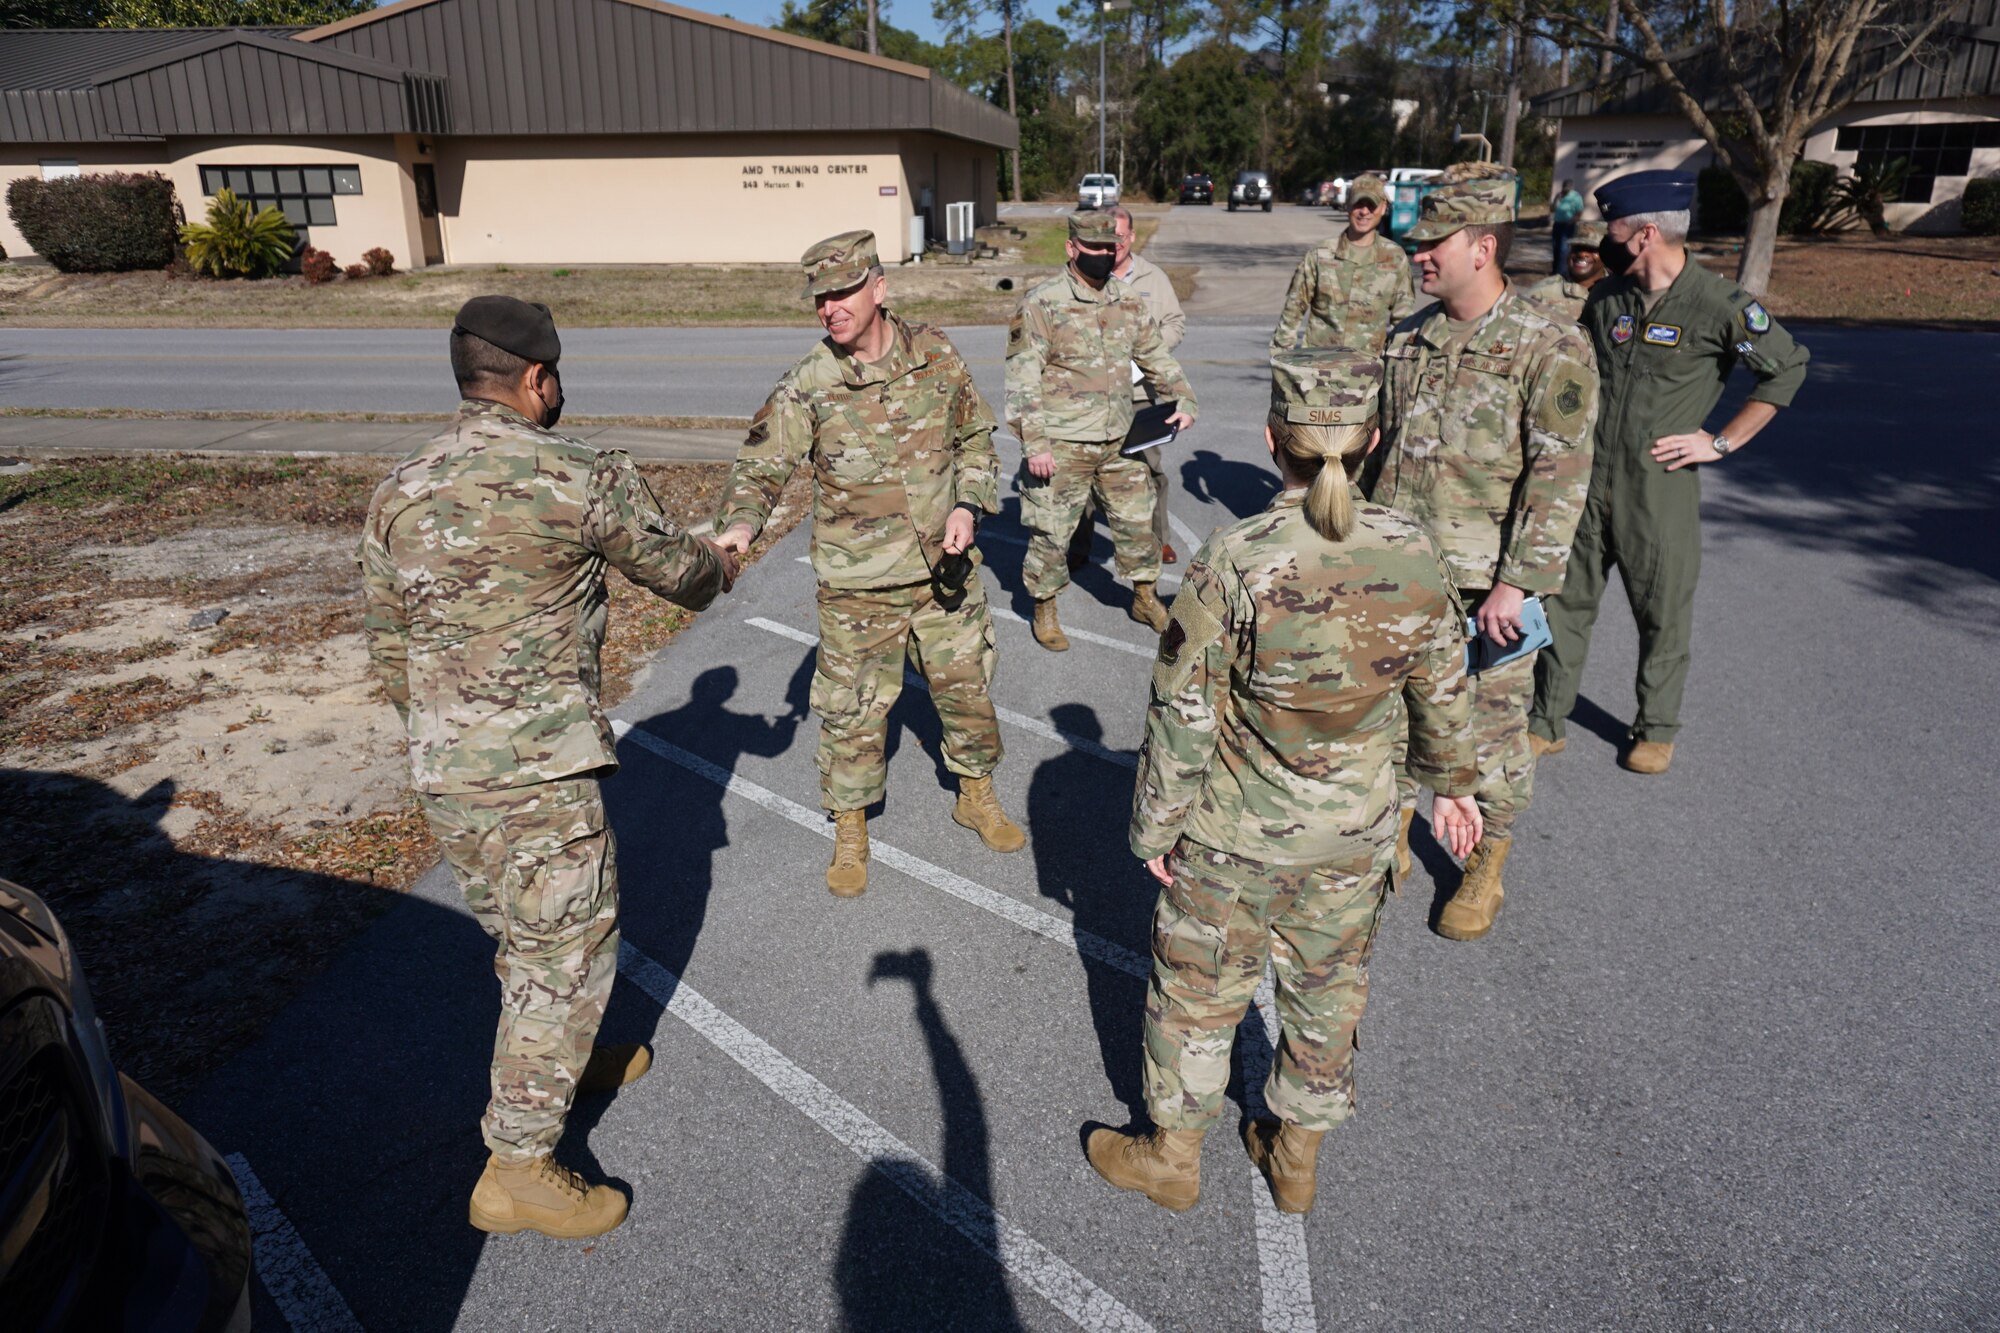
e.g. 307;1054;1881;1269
1268;411;1372;542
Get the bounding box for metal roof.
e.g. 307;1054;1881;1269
0;0;1015;149
303;0;1015;147
1532;3;2000;119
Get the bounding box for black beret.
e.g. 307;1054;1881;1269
452;295;560;364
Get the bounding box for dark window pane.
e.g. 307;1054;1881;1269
276;168;302;193
1902;175;1935;203
1942;125;1974;149
307;197;337;227
1886;126;1917;150
1939;147;1973;176
1914;124;1945;149
331;166;362;195
1836;126;1862;151
1975;123;2000;148
280;198;309;225
250;169;276;194
303;167;332;195
226;168;251;194
200;167;223;194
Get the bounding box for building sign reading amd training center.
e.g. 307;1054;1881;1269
743;162;874;191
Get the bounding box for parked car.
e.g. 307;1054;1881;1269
0;879;252;1332
1228;170;1273;212
1178;172;1214;204
1078;173;1120;209
1385;166;1517;251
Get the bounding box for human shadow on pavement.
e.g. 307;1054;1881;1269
836;949;1025;1332
1181;447;1279;520
0;766;506;1333
609;661;812;977
1028;705;1153;1122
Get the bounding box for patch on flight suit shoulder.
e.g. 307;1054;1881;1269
1642;322;1682;346
1743;301;1771;333
1006;318;1026;354
1611;313;1635;344
1153;591;1224;701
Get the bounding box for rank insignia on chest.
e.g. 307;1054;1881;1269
1743;301;1770;333
1158;619;1186;666
1642;322;1682;346
1612;314;1635;344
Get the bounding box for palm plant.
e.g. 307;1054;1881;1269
1826;158;1911;237
179;188;295;278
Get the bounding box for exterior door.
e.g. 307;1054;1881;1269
413;163;444;266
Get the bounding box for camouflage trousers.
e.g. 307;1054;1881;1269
1143;840;1389;1133
1396;645;1539;840
813;573;1003;812
418;775;618;1164
1021;439;1161;599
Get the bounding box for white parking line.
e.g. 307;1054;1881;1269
612;720;1149;978
1167;510;1206;557
743;617;1137;770
1239;974;1318;1332
618;942;1158;1333
988;604;1158;659
223;1153;364;1333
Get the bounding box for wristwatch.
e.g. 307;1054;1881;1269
1710;433;1732;456
952;502;982;529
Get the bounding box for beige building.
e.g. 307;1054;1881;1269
1533;7;2000;234
0;0;1015;268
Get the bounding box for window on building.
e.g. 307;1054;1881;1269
1834;122;2000;204
198;164;362;233
40;160;80;180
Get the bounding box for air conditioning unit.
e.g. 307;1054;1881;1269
946;201;976;255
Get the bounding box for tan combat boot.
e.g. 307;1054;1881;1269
1528;733;1565;760
577;1042;651;1095
1621;740;1674;774
1241;1118;1328;1215
1395;806;1416;881
827;809;869;897
469;1154;629;1238
1129;581;1169;634
1084;1126;1204;1211
952;774;1025;853
1032;597;1070;651
1436;836;1510;941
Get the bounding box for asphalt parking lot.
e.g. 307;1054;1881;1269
156;292;2000;1329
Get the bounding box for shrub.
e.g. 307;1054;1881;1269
343;262;371;280
361;246;395;276
6;171;180;272
1695;160;1840;235
299;245;336;285
180;188;294;279
1962;177;2000;235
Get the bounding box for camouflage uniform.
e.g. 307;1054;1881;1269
1365;182;1600;842
1270;178;1419;358
719;233;1003;811
1129;349;1476;1133
361;396;726;1163
1524;222;1607;323
1007;214;1198;600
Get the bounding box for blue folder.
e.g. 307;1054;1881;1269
1465;595;1551;674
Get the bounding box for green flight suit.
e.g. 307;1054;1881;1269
1530;259;1809;745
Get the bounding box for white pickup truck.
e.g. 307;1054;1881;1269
1078;173;1120;210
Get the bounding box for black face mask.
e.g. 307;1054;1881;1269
1598;234;1637;276
1074;250;1116;282
539;370;565;429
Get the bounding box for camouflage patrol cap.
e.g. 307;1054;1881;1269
453;295;560;364
1069;211;1119;245
801;229;879;299
1571;220;1607;251
1348;173;1388;207
1270;347;1382;427
1406;179;1517;242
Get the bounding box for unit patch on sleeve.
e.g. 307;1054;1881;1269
1611;313;1635;344
1642;323;1682;346
1555;378;1585;418
1743;301;1771;333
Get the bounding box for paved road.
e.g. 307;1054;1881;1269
156;313;2000;1331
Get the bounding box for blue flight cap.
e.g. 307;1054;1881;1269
1595;170;1697;220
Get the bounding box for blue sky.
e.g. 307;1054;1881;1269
688;0;1069;48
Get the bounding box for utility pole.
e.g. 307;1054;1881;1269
1098;0;1129;179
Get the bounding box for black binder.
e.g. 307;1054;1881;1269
1120;400;1181;458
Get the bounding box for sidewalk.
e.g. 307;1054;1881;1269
0;414;742;461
